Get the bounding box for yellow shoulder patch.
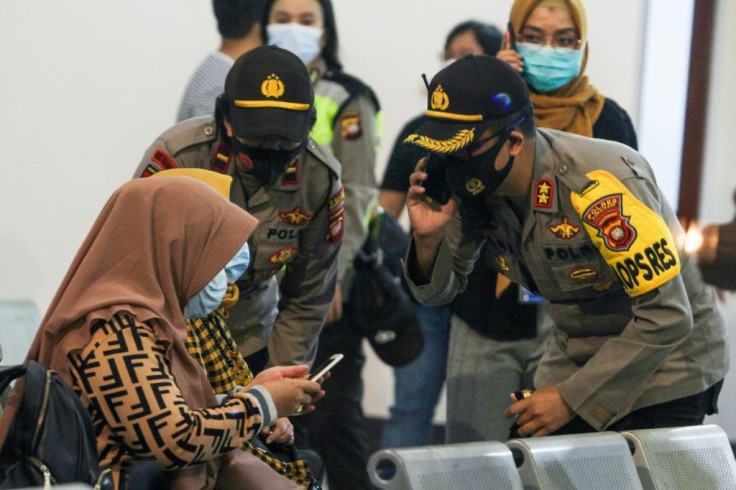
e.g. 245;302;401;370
570;170;680;297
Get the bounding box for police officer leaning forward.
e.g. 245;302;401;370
134;45;344;371
404;55;728;436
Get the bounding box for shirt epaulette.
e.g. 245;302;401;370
158;116;218;157
306;138;341;179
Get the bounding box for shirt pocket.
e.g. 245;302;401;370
541;236;620;296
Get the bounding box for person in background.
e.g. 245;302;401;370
404;54;727;439
135;46;344;375
261;1;380;488
497;0;637;149
379;20;540;447
177;0;266;122
20;177;323;489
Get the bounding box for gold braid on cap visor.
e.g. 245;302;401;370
234;99;311;111
404;127;476;153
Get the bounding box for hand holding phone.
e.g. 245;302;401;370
499;22;524;73
418;153;452;205
309;353;344;381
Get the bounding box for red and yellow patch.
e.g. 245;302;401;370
340;112;362;140
269;247;297;265
279;206;313;226
152;149;177;170
548;216;580;240
328;186;345;211
568;266;599;283
582;194;636;251
534;178;553;208
325;210;344;245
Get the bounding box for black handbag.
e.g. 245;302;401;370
0;361;112;489
247;434;324;489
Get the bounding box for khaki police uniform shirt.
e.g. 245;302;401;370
134;116;344;367
311;59;380;296
406;129;728;430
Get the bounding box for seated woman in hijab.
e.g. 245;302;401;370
22;176;323;489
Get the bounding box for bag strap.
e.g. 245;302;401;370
0;365;26;398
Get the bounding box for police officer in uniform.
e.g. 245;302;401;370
404;55;728;436
134;45;344;372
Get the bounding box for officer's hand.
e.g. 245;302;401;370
504;386;574;437
325;281;343;324
407;157;457;246
497;48;524;73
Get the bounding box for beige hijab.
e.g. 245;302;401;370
0;177;259;487
509;0;606;136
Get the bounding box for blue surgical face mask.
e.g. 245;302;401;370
517;43;584;93
267;23;323;66
184;269;228;319
224;242;250;283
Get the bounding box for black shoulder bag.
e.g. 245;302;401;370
0;361;112;489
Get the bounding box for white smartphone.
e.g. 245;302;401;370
308;353;344;381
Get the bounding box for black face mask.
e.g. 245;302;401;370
231;138;306;187
444;129;514;201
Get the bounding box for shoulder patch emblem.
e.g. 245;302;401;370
548;216;580;240
495;254;510;272
152;148;177;170
279;206;313;226
571;170;680;297
341;111;362;140
328;186;345;211
568;266;599;283
141;164;159;178
269;246;297;265
325;212;344;245
582;194;636;251
534;178;553;208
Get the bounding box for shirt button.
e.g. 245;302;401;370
204;126;214;136
558;165;568;175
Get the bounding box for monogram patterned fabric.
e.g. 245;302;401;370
68;314;267;488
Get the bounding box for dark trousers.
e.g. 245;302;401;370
293;312;372;490
510;379;724;438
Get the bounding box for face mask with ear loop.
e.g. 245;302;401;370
183;241;252;319
444;120;525;201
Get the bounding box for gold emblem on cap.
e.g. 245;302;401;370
404;128;475;154
430;85;450;111
466;178;486;196
261;74;285;99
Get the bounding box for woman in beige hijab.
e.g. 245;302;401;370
498;0;637;147
17;176;322;489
